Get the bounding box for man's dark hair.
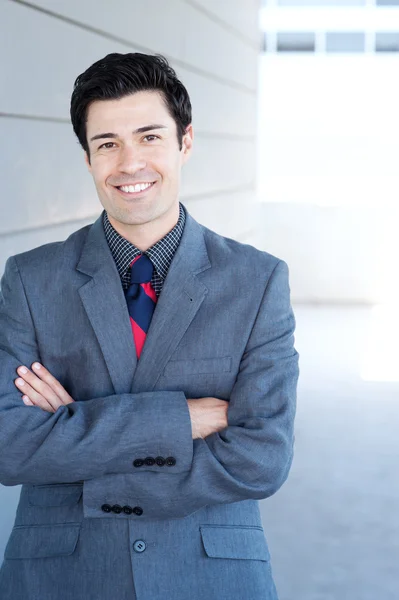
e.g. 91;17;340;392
70;52;192;158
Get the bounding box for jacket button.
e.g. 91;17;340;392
155;456;165;466
144;457;155;466
133;459;144;467
101;504;112;513
123;505;133;515
133;540;146;553
111;504;122;514
133;506;143;516
165;457;176;466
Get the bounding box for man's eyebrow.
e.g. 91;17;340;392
89;125;167;143
133;124;167;134
90;132;117;142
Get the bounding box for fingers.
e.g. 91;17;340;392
14;363;74;413
14;376;56;413
30;363;74;405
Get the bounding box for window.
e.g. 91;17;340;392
277;32;316;52
375;32;399;51
326;32;365;52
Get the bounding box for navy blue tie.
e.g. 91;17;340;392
125;254;157;359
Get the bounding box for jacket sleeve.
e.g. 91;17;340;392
0;256;193;486
82;259;299;520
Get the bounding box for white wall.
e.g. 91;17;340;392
256;53;399;304
0;0;261;274
0;0;261;561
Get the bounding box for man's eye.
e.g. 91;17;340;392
143;135;159;142
99;142;116;149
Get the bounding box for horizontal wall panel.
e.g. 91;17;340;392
1;116;255;234
184;191;260;243
1;117;98;235
236;228;259;245
181;137;256;197
29;0;185;62
29;0;258;90
186;0;261;46
180;2;259;90
175;68;257;135
0;2;256;135
0;1;141;119
0;215;98;279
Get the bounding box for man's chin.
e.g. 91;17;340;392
107;205;162;228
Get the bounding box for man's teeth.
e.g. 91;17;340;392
119;183;153;193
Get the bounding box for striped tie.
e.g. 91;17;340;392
125;254;157;359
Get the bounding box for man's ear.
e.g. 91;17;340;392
84;152;92;172
181;124;193;164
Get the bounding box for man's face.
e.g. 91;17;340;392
84;90;193;230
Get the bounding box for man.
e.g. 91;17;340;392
0;53;299;600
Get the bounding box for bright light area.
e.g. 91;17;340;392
257;54;399;208
360;304;399;381
260;6;399;31
256;48;399;309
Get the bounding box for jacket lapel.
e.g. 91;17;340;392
75;207;211;396
131;210;211;394
76;213;137;394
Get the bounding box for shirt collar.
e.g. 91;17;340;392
103;202;186;283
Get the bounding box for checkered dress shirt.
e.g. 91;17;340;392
102;203;186;297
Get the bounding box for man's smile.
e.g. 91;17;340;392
113;181;156;198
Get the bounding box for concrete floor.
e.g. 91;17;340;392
260;305;399;600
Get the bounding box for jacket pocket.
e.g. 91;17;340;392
4;523;81;559
163;356;232;377
28;483;83;507
200;525;270;562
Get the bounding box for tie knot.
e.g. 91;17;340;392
128;254;154;284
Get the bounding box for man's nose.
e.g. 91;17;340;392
117;145;146;173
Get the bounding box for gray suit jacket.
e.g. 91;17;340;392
0;206;299;600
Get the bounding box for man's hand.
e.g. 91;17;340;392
14;363;75;413
187;397;228;439
14;363;228;436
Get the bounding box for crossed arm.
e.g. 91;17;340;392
14;364;228;440
1;255;298;518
